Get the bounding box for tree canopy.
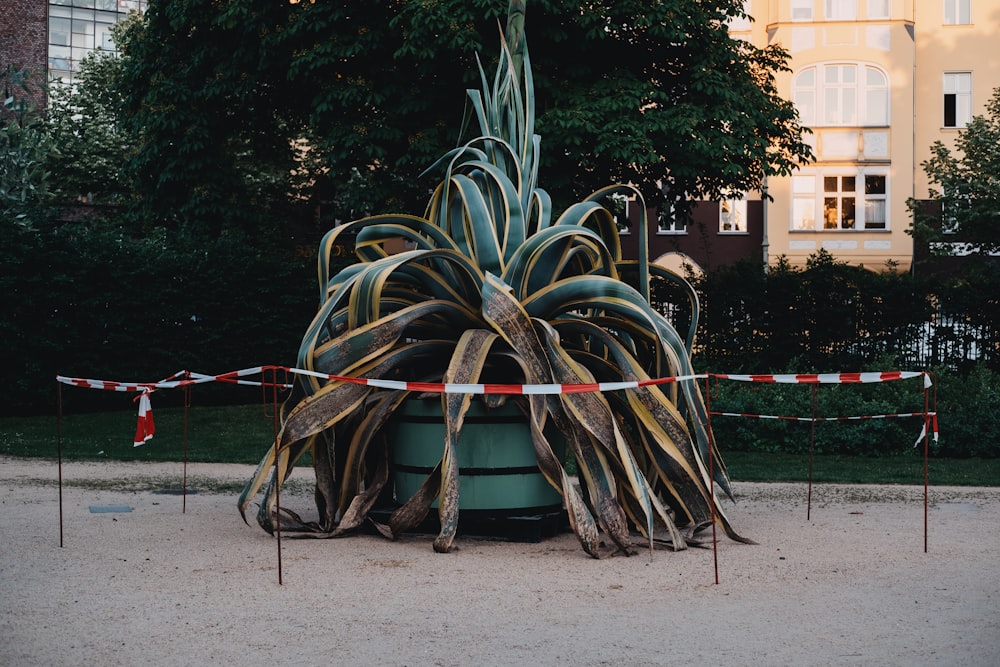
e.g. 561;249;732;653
115;0;812;234
909;86;1000;260
1;66;57;230
45;51;133;206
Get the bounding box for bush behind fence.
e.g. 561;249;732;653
4;224;997;457
651;252;999;458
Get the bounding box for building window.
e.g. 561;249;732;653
865;67;889;125
793;68;816;123
792;171;889;231
791;0;814;20
719;197;748;233
863;175;886;229
867;0;890;19
825;0;857;20
943;72;972;128
47;1;148;85
609;193;632;235
940;187;965;234
728;1;752;32
794;64;889;127
657;209;685;234
824;65;857;125
792;176;817;230
824;176;856;229
656;181;684;234
944;0;972;25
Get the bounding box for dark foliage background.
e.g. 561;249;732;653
0;219;321;416
4;228;995;459
651;253;999;459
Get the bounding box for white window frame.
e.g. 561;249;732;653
793;63;890;127
825;0;857;20
823;65;858;125
719;196;748;234
791;0;814;21
610;193;633;235
864;67;889;125
940;186;967;234
944;0;971;25
866;0;890;19
657;207;686;234
656;180;685;234
790;169;890;231
730;1;752;32
943;72;972;128
862;173;887;230
823;174;858;230
792;175;817;231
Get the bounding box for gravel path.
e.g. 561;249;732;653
2;457;998;666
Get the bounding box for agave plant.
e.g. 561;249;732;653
239;1;749;557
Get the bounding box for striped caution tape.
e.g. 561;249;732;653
711;371;930;387
710;410;936;423
58;367;932;396
57;367;934;446
711;411;940;446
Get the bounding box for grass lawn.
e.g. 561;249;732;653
2;404;997;486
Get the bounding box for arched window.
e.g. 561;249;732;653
792;64;889;127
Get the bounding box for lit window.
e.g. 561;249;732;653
825;0;857;20
720;198;748;233
824;176;856;230
943;72;972;128
944;0;971;25
793;171;889;231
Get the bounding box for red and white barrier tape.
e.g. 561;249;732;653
57;367;933;446
712;371;931;388
711;410;940;446
132;390;155;447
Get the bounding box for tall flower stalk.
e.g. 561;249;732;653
239;1;748;557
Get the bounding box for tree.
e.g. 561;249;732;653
114;5;309;236
115;0;812;233
909;86;1000;259
44;51;134;206
1;65;57;230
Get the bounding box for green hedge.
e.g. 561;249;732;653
707;363;998;459
4;223;996;458
0;220;320;415
662;253;1000;459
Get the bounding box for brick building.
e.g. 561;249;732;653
1;1;145;105
1;0;48;110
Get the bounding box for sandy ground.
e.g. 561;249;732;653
1;456;999;667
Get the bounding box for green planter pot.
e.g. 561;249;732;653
389;398;563;515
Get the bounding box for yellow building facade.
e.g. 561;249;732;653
734;0;1000;271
